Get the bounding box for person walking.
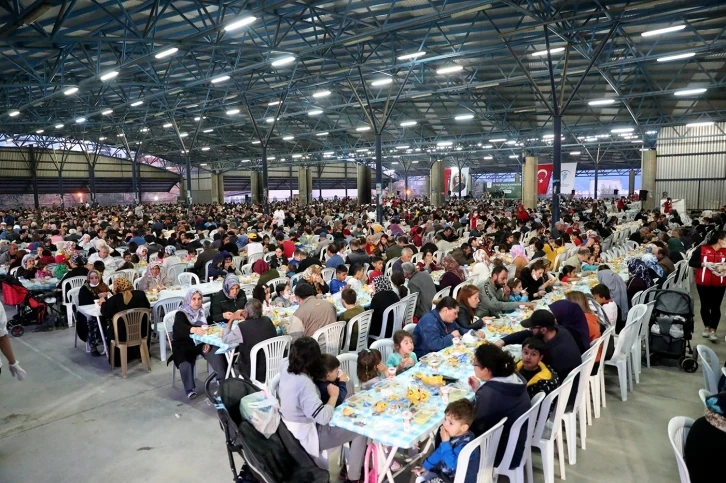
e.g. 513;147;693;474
689;230;726;342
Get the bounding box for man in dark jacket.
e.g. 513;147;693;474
232;299;277;382
413;297;465;358
194;240;218;278
345;239;370;266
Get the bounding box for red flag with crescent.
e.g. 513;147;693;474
537;164;553;195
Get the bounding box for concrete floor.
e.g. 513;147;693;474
1;287;723;483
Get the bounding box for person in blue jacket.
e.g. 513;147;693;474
413;297;465;359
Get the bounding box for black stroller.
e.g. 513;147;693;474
204;374;329;483
648;289;698;372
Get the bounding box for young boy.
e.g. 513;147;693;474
313;354;349;407
346;264;366;291
340;288;364;351
414;399;476;483
287;249;303;274
591;283;621;331
516;337;560;399
330;264;348;294
367;256;384;284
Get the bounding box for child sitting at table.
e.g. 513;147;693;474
507;278;529;303
314;354;349;407
581;255;598;272
346;264;366;292
413;399;476;483
357;348;386;390
341;288;365;350
591;283;622;332
329;265;348;294
516;337;560;399
367;257;384;284
272;283;293;307
559;265;578;283
386;330;418;375
286;249;303;275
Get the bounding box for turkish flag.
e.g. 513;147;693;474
537;164;553;195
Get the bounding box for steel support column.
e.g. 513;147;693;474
29;145;39;209
641;149;657;211
185;156;193;207
289;165;293;201
375;134;383;223
629;169;636;196
261;145;269;214
552;115;562;231
523;156;538;209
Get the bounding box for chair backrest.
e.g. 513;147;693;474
163;310;178;347
204;260;213;281
239;263;252;275
240;283;256;300
267;373;281;399
149;252;159;263
178;272;200;286
118;269;137;281
166;263;188;285
452;281;467;299
176;250;188;258
290;273;304;287
610;319;641;361
495;392;545;477
344;310;373;353
312;321;347;355
62;276;87;303
248;252;264;265
321;267;336;282
532;365;578;444
133;278;142;289
249;335;292;384
67;287;82;323
263;252;275;263
384;257;399;277
662;272;678;290
453;417;507;483
9;266;18;276
265;277;289;289
696;345;720;394
625;303;648;329
111;308;152;347
152;296;184;326
370;338;394;363
571;349;598;412
403;292;418;326
698;388;711;409
411;252;423;265
668;416;694;483
376;299;407;339
403;323;416;333
337;353;359;395
232;256;245;270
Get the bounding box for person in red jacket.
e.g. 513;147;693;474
663;197;673;214
689;230;726;342
516;204;529;223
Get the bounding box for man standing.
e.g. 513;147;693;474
476;266;533;317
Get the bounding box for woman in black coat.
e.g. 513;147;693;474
210;275;248;323
369;276;400;340
76;270;111;357
100;276;151;367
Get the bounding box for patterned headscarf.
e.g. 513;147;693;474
252;259;269;275
441;255;465;282
164;245;176;256
223;274;241;299
641;253;664;278
180;289;206;326
136;246;148;261
510;244;529;262
70;253;86;266
113;276;134;304
373;275;393;293
627;258;653;287
84;270;110;296
473;249;489;264
143;261;163;285
302;265;321;282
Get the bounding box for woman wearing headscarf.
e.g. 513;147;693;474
437;255;465;296
596;265;629;317
57;253;89;290
161;245;182;269
369;275;401;340
510;244;529;278
76;270;111;357
626;258;653;305
685;391;726;482
207;251;231;280
79;233;93;250
470;248;491;281
253;259;278;287
138;262;169;291
301;265;329;295
210;274;248;323
15;254;38;279
549;299;590;354
170;289;227;399
132;245;148;264
641;253;664;280
100;276;151;367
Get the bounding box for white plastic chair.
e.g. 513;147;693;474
232;256;245;271
696;345;720;394
588;325;615;420
267;373;281;399
176;250;188;258
290;273;304;287
384;257;399;277
152;296;184;337
432;287;451;308
240;283;255;300
204;260;213;281
248;252;264;265
494;393;545;483
68;288;86;351
343;310;373;353
263;252;275;263
453;418;507;483
370;339;394;364
698;388;711;409
249;335;291;385
62;276;87;327
530;367;578;483
631;302;654;379
240;263;253;275
452;281;467;299
403;323;416;333
667;416;694;483
166;263;187;285
402;292;418;326
604;320;641;401
562;349;599;465
337;353;359;395
165;310;207;386
321;267;336;282
178;272;200;286
265;277;289;289
371;299;407;340
312;321;347;355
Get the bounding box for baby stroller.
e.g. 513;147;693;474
648;288;698;372
0;277;48;337
204;374;329;483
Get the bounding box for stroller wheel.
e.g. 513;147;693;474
10;325;24;337
681;358;698;373
650;354;661;366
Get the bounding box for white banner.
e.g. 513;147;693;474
449;167;470;196
560;162;578;194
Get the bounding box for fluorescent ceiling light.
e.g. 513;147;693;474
251;140;261;144
570;151;581;155
674;88;707;96
200;163;207;166
268;100;281;106
686;121;714;128
509;155;519;159
356;126;371;132
64;87;79;95
396;145;410;149
98;136;106;141
163;123;172;128
437;141;453;146
589;99;616;106
455;114;474;120
194;117;201;121
542;134;555;139
211;75;230;84
201;147;210;151
283;136;294;140
631;139;642;143
155;47;178;59
36;129;44;134
482;144;493;149
203;129;213;133
642;25;685;37
391;162;399;165
356;148;368;152
483;156;493;160
312;90;331;98
371;78;393;86
75;117;86;123
531;47;565;57
140;127;149;132
323;151;334;155
316;132;329;136
398;52;426;60
130;100;143;107
412;160;419;164
224;16;256;31
400;121;417;127
292;154;303;158
271;56;295;66
179;132;189;137
513;108;536;113
505;140;517;145
436;65;464;74
266;117;276;123
241;159;250;163
488;138;506;142
102;109;113;115
8;110;19;117
54;123;63;128
226;108;240;115
657;52;695;62
308;109;323;116
268;157;275;160
611;127;634;133
100;70;119;81
646;130;657;134
117;133;125;137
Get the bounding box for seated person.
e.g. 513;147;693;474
516;337;560;399
210;275;248;323
413;297;466;358
301;265;329;295
591;284;621;332
251;284;271;309
559;265;578;283
346;264;366;292
137;262;169;291
507;278;529;303
232;299;277;381
207;251;234;280
455;284;484;331
253;259;278;287
287;249;303;274
329;265;348;294
386;330;418;375
367;256;384;284
357;347;387;390
685;391;726;483
314;354;349;407
76;270;111;357
413;399;476;483
341;288;365;350
99;277;151;368
391;270;409;299
268;245;289;270
15;254;38;279
272;283;293;307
